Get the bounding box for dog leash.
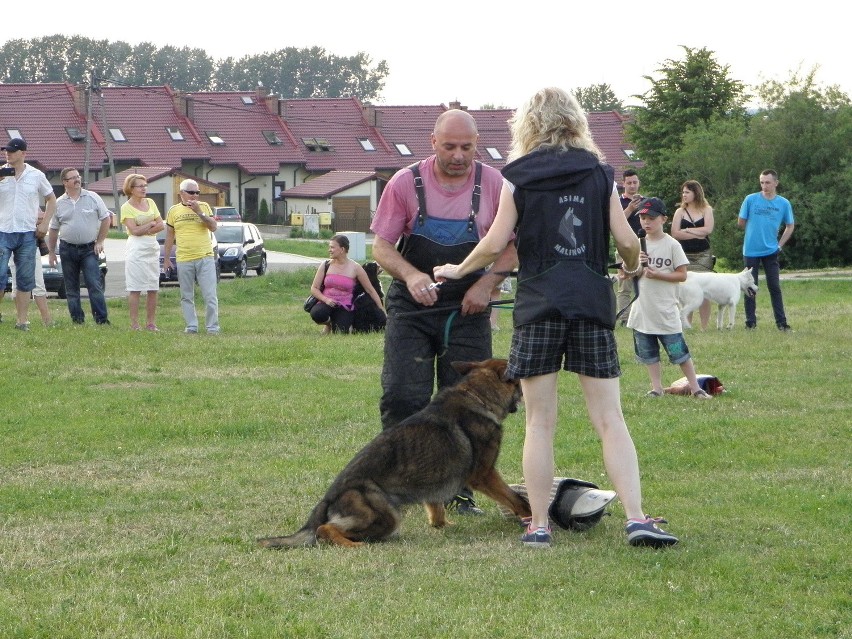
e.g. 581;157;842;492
614;277;640;322
397;299;516;360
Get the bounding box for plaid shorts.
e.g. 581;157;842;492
507;318;621;379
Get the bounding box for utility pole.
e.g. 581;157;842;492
96;72;121;227
83;69;96;187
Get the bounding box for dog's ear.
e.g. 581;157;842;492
478;358;512;382
451;361;476;376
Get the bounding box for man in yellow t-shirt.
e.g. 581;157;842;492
163;179;219;334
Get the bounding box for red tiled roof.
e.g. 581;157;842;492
367;104;445;168
283;170;376;198
0;83;640;185
281;97;399;172
184;90;304;174
587;111;643;179
469;108;513;169
0;83;104;174
365;104;513;170
99;86;207;169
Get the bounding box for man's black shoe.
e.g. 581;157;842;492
446;493;484;516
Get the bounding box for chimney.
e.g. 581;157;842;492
362;104;382;127
448;100;467;111
264;94;279;114
71;83;87;115
172;93;186;116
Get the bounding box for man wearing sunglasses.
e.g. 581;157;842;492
162;179;219;334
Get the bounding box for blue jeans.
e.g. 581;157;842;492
633;330;692;365
744;251;787;327
0;231;37;292
59;240;108;324
177;257;219;333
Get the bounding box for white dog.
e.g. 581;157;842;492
678;268;758;330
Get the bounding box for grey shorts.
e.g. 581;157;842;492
508;318;621;380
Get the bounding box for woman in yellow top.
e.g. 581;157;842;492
120;174;165;331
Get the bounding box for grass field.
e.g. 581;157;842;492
1;268;849;638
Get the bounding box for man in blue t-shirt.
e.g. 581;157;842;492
738;169;795;331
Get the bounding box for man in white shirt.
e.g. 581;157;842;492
0;138;56;331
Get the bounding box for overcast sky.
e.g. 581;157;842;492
10;0;848;110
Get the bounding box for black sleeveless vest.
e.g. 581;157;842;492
503;149;616;329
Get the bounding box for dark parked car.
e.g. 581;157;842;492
158;230;220;282
212;206;241;221
214;222;267;277
4;254;108;298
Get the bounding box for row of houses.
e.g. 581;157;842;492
1;83;641;232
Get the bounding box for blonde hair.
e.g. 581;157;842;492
508;87;603;162
123;173;146;197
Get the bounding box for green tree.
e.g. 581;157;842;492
749;72;852;268
670;70;852;268
628;46;747;208
0;35;121;84
1;36;387;101
573;83;624;112
211;47;387;101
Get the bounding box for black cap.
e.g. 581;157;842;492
2;138;27;152
636;197;666;218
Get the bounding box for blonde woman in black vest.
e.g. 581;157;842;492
435;87;678;549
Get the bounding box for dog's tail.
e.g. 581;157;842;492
257;526;317;549
257;500;329;549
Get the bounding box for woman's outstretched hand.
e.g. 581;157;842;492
433;263;461;281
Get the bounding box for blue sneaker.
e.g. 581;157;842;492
520;525;552;548
626;516;679;548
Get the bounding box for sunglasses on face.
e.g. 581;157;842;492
182;190;201;195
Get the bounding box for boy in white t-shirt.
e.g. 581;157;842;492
624;198;711;399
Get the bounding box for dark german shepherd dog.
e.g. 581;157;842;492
258;359;531;548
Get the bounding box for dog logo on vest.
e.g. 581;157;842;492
556;204;586;256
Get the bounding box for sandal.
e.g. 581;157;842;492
692;389;712;399
146;324;160;332
130;323;141;331
646;390;663;398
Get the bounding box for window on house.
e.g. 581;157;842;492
262;130;282;145
66;127;86;142
218;182;231;205
359;138;376;151
6;128;22;139
241;96;254;105
624;149;636;160
273;181;286;200
167;126;185;141
207;132;225;146
302;137;332;152
395;143;413;156
109;128;126;142
486;147;503;160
